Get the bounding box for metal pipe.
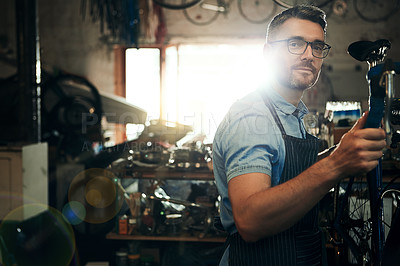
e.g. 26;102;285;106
15;0;41;143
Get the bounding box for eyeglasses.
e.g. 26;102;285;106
268;38;331;59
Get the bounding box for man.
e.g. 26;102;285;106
212;5;387;266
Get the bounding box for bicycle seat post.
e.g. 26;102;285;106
380;65;396;136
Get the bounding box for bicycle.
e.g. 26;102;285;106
328;39;400;265
272;0;400;23
154;0;277;25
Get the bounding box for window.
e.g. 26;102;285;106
126;43;266;143
125;48;160;140
126;48;161;119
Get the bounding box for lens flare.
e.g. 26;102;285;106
68;168;124;224
62;201;86;225
0;203;76;266
85;176;116;208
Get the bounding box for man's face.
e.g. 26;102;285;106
267;18;325;91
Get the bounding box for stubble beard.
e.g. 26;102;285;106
289;70;320;91
278;66;321;92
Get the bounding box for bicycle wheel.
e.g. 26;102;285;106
152;0;202;10
183;0;220;26
332;174;400;265
272;0;333;8
382;188;400;264
334;176;373;265
354;0;400;23
238;0;277;24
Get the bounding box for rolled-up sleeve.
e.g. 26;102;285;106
212;90;287;236
219;109;282;183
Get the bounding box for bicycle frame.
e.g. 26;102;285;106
365;60;400;265
333;39;400;265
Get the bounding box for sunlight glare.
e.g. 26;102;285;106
125;44;272;144
126;48;160;120
165;44;268;143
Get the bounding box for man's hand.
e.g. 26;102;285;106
329;112;387;178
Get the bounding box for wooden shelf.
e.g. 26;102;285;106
106;232;226;243
382;160;400;183
128;166;215;181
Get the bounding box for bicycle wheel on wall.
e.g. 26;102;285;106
354;0;400;23
238;0;278;24
153;0;202;10
183;0;221;26
272;0;333;8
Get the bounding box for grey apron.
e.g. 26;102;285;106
228;93;322;266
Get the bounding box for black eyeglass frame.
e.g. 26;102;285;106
268;38;331;59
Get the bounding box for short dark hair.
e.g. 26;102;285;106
266;5;327;42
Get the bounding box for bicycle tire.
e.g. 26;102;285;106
183;0;220;26
152;0;202;10
354;0;400;23
333;176;400;265
382;188;400;265
380;187;400;235
272;0;333;8
41;74;103;134
238;0;277;24
334;176;374;265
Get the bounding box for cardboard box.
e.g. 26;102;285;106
118;218;128;234
333;127;351;145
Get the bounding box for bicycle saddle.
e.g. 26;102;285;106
348;39;391;62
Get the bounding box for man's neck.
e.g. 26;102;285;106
271;80;304;107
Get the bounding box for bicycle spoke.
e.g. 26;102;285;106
334;179;400;265
334;178;373;265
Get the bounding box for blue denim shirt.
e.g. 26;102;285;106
212;84;309;265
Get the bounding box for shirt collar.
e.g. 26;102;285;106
260;84;309;119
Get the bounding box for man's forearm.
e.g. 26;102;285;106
230;157;339;242
317;144;337;160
